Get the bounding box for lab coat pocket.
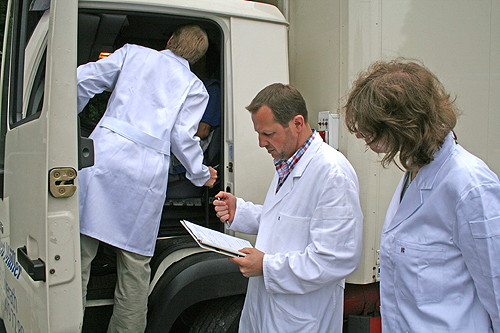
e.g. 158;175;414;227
272;213;310;252
269;293;319;332
394;240;445;304
469;217;500;277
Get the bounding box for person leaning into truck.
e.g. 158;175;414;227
213;83;363;333
168;49;221;195
344;58;500;332
76;25;217;333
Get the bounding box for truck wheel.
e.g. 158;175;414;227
189;295;244;333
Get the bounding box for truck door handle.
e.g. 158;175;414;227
17;246;46;282
78;117;94;170
79;136;94;170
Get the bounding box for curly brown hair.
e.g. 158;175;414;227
343;58;459;171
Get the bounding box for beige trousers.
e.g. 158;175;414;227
81;234;152;333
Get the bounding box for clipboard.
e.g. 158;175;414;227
180;220;252;257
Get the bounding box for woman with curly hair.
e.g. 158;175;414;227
344;58;500;332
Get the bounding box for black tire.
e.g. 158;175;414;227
189;295;245;333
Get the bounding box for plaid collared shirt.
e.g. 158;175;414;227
274;130;317;193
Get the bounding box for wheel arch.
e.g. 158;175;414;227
146;251;248;333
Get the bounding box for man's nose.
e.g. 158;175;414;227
258;135;267;147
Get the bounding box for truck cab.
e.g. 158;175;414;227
0;0;288;332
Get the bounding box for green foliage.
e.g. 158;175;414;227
86;92;110;123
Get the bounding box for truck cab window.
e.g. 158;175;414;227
25;51;46;120
0;1;47;197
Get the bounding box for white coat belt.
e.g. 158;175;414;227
99;117;170;155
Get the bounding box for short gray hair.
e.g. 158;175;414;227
167;25;209;64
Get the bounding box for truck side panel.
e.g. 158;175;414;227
289;0;500;285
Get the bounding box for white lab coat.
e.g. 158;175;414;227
380;132;500;332
77;45;210;256
229;135;363;333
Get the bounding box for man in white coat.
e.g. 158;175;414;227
77;25;217;332
214;83;363;333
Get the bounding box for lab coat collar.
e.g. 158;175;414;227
384;131;456;232
161;49;190;69
415;131;456;190
262;135;323;215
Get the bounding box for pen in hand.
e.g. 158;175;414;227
214;191;236;224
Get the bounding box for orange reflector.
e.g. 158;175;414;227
99;52;112;59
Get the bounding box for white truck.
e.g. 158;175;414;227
0;0;287;332
1;0;499;332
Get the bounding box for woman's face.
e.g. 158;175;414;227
355;132;390;154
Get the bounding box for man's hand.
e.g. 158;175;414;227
204;166;217;187
230;248;264;278
195;121;211;140
213;191;236;223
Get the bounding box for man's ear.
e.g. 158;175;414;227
292;115;305;132
166;35;173;48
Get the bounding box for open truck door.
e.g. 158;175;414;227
0;0;83;332
227;15;289;202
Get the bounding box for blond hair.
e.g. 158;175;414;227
167;25;208;64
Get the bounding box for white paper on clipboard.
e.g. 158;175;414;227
180;219;252;257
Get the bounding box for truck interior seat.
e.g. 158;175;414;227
166;125;221;200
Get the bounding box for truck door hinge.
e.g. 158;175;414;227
49;168;77;198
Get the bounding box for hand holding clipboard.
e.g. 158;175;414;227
181;220;252;257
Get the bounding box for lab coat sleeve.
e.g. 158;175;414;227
170;79;210;186
263;171;363;295
76;45;128;113
227;198;263;235
456;182;500;332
